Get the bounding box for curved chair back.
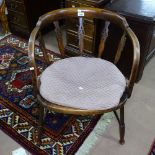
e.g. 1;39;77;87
28;8;140;144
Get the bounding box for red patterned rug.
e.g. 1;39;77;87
0;35;113;155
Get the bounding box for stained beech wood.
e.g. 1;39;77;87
98;21;110;58
53;21;65;57
114;31;126;64
38;32;50;65
28;7;140;144
28;7;140;114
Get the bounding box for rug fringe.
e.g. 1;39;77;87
76;112;114;155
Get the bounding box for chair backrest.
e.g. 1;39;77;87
28;7;140;97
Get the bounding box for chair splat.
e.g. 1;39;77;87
98;21;110;58
38;32;50;65
53;21;65;57
114;31;127;64
78;17;85;54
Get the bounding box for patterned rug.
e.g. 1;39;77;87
0;34;113;155
149;139;155;155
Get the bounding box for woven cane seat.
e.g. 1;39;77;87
40;57;126;110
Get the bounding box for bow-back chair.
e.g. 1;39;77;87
0;0;9;34
28;7;140;144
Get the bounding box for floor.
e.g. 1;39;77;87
0;31;155;155
89;56;155;155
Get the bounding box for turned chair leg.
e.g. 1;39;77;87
37;103;45;144
119;105;125;144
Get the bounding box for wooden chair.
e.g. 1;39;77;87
28;7;140;144
0;0;9;34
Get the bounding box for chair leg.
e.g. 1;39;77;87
37;103;45;144
119;105;125;144
1;16;9;34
